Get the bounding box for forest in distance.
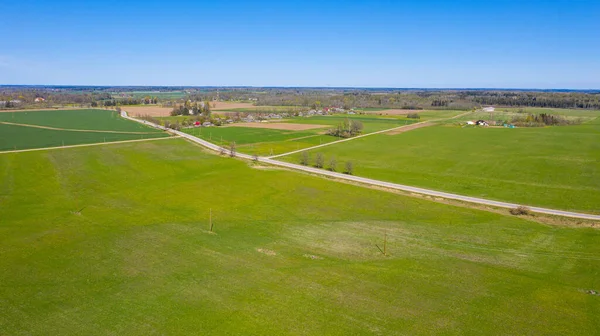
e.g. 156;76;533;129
1;85;600;110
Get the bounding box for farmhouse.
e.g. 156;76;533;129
34;97;46;102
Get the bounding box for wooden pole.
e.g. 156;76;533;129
209;208;213;232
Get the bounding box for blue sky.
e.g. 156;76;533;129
1;0;599;88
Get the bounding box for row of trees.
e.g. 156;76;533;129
510;113;581;127
300;152;354;174
326;119;364;138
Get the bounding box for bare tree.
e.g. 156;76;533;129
328;156;337;171
315;153;324;168
345;161;354;175
229;141;236;157
219;146;226;155
253;153;259;162
300;151;310;166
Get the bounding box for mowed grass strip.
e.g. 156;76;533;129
0;139;598;335
0;109;164;133
278;119;600;212
0;123;169;151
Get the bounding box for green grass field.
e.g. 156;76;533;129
0;109;168;151
278;117;600;213
0;139;598;335
0;109;165;132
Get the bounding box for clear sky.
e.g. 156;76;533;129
1;0;599;88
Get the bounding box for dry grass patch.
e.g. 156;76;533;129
256;248;277;256
386;122;433;135
125;106;173;117
211;102;260;110
230;123;329;131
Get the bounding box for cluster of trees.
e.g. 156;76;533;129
300;152;354;174
170;101;212;117
406;113;420;119
510;113;581;127
326;119;364;138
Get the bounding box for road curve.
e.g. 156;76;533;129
121;110;600;221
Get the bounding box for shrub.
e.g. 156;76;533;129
510;206;532;216
407;113;420;119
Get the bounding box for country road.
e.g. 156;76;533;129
121;110;600;221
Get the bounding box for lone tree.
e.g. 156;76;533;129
204;100;212;117
345;161;354;175
253;153;259;162
328;156;337;171
229;141;236;157
315;153;324;168
300;151;310;166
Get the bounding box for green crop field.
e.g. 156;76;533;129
0;109;165;132
0;109;169;151
278;117;600;213
1;139;599;335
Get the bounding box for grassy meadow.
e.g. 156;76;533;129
0;138;599;335
279;116;600;212
0;109;168;151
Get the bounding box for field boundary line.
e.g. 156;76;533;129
121;110;600;221
267;111;473;158
0;121;160;134
0;136;179;154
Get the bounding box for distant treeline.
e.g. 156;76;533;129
188;89;600;110
470;92;600;109
1;86;599;110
